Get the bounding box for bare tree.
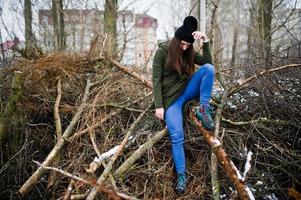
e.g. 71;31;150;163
52;0;66;51
258;0;273;67
103;0;118;58
24;0;35;50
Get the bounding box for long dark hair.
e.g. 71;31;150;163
166;37;195;76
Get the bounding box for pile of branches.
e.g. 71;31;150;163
0;53;300;200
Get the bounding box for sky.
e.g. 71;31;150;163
0;0;189;42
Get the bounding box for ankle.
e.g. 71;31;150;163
177;173;186;179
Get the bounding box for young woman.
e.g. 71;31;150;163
152;16;215;194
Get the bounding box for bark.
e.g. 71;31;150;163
246;0;258;77
211;89;229;200
209;1;222;199
0;71;22;151
115;128;168;178
54;79;62;137
110;59;152;88
258;0;273;67
288;188;301;200
230;28;238;79
210;0;224;89
24;0;35;50
222;117;297;127
47;79;62;188
103;0;118;58
52;0;66;51
18;79;92;197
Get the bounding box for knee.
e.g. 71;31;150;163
201;63;215;76
169;130;184;145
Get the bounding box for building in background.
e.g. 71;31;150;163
38;9;157;69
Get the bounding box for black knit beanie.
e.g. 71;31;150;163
175;16;198;43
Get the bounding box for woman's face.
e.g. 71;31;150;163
180;40;191;51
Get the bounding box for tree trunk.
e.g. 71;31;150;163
229;28;238;81
52;0;66;51
245;0;257;78
103;0;118;58
210;2;222;194
0;71;22;152
258;0;273;68
24;0;33;49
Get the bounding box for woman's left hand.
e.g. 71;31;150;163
192;31;209;42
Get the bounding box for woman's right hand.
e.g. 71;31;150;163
155;108;165;121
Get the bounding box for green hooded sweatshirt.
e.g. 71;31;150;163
152;41;212;110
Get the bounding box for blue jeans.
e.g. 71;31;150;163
165;63;214;175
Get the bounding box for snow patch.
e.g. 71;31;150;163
212;138;221;147
255;181;263;185
93;145;120;163
264;193;279;200
242;151;253;181
245;186;256;200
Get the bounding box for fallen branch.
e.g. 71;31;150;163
33;161;126;200
89;126;102;158
110;59;152;88
115;128;168;178
190;112;255;200
71;194;87;200
221;117;298;127
288;188;301;200
18;78;92;197
69;92;152;141
98;103;144;113
48;79;63;188
211;88;229;199
63;180;75;200
228;64;301;97
86;104;153;199
54;79;62;137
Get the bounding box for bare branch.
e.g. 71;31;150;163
228;64;301;96
86;103;153;199
54;79;62;137
18;78;92;196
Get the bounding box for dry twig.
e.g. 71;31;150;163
86;104;153;199
18;78;92;196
